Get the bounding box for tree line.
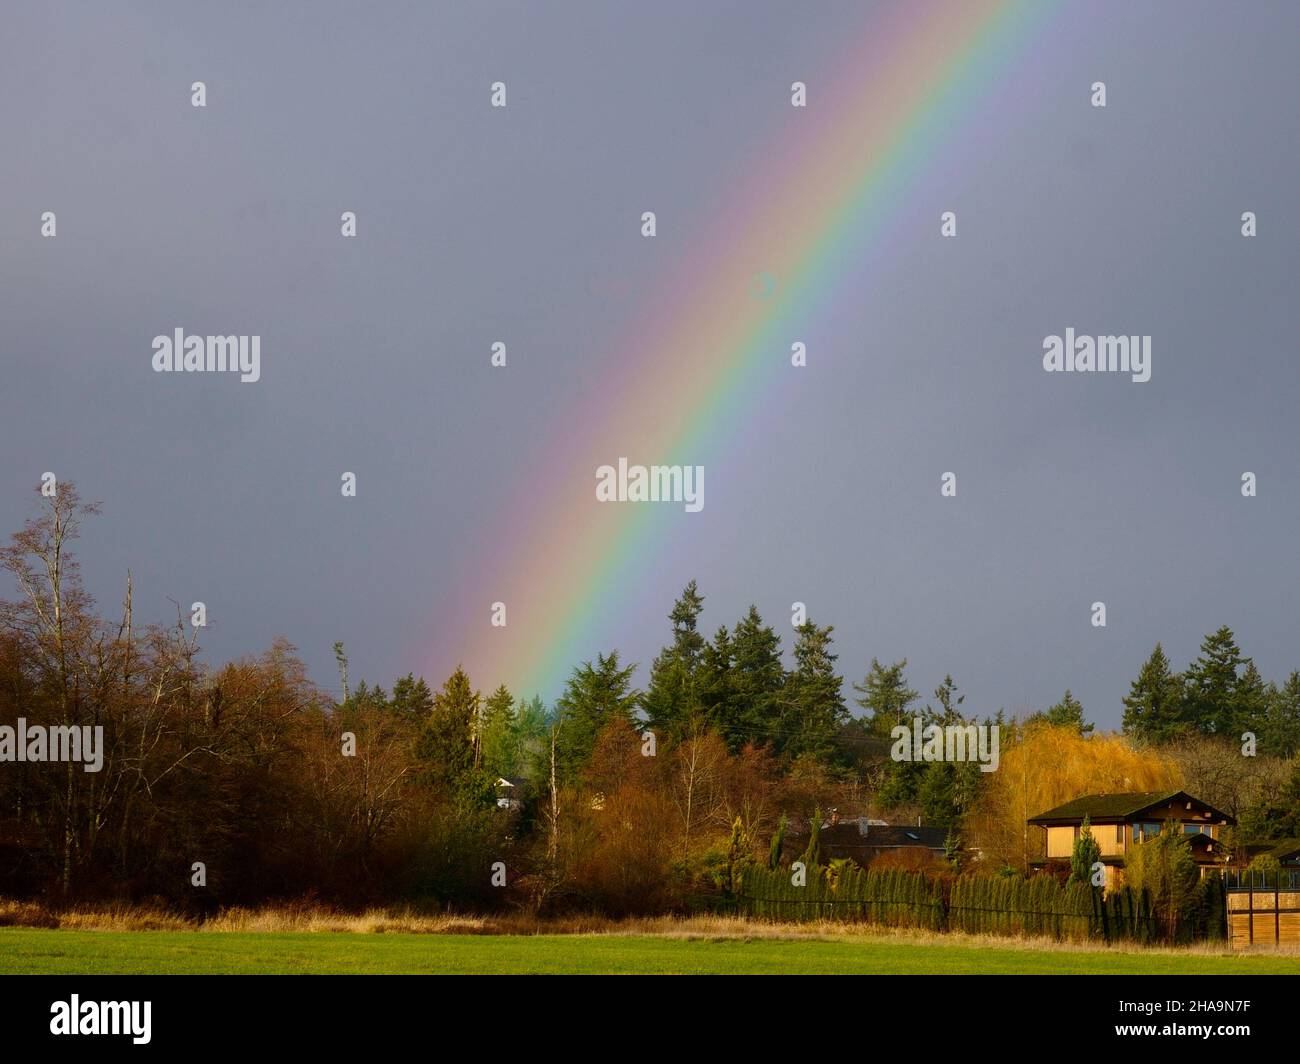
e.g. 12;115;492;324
2;485;1298;914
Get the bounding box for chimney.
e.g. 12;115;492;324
857;817;870;838
829;808;840;826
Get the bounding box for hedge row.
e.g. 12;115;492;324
947;874;1095;941
737;865;944;930
736;866;1228;944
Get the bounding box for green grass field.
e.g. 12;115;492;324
3;928;1299;974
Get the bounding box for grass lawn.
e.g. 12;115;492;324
3;928;1299;974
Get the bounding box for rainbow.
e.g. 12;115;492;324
437;0;1057;700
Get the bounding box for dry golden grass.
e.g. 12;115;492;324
3;897;1295;956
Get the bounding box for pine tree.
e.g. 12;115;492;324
695;625;737;747
778;620;847;762
515;693;548;734
1181;626;1251;736
1122;643;1184;743
1125;821;1199;940
389;673;434;717
726;815;752;894
554;650;640;778
919;762;959;829
800;809;822;869
1235;661;1272;739
641;581;707;742
1069;815;1102;886
852;658;919;737
920;676;983;826
1246;759;1300;840
931;674;965;723
480;684;519;779
769;813;788;870
1260;671;1300;758
514;694;552;781
416;666;490;802
856;659;921;809
332;641;350;702
1030;690;1093;735
666;579;706;662
877;757;926;811
718;606;785;751
347;678;387;713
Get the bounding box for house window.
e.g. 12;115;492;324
1134;822;1162;843
1182;824;1207;837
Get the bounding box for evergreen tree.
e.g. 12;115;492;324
641;581;707;742
918;760;958;829
416;666;490;802
1125;821;1199;940
514;693;549;748
936;677;984;820
1069;815;1102;886
1245;759;1300;840
1235;661;1272;739
718;606;785;751
769;813;788;870
931;674;965;723
480;684;519;779
1260;671;1300;758
912;676;983;829
554;650;639;778
856;659;921;810
778;620;847;762
799;810;822;869
346;678;387;713
876;758;926;811
1122;643;1184;743
666;579;706;661
726;815;752;893
517;693;555;783
1030;689;1093;735
697;625;736;747
853;658;919;737
332;641;351;702
389;672;434;717
1181;627;1252;736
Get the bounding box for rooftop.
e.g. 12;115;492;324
1027;790;1234;826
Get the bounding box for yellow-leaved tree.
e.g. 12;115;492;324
968;722;1183;871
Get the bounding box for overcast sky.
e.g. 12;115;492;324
2;1;1297;727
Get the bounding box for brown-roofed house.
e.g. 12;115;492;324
784;813;949;870
1027;790;1235;891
